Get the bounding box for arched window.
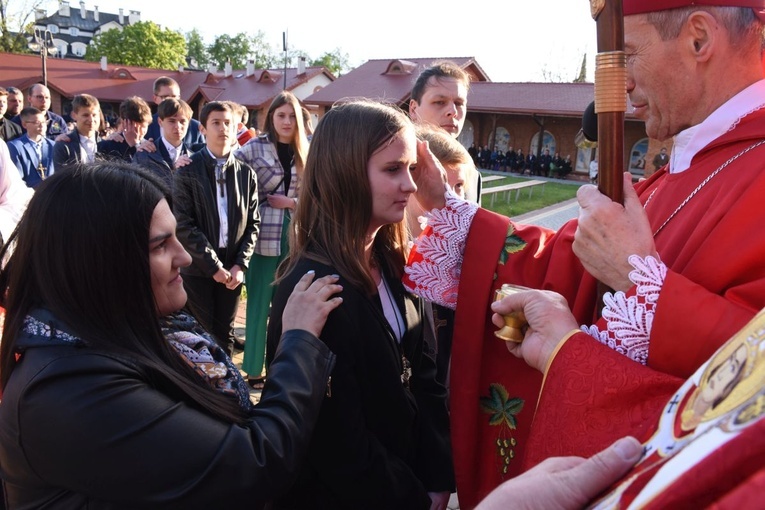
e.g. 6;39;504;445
629;138;649;177
529;131;556;157
458;120;474;149
491;127;510;153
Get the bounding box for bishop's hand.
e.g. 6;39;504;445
573;172;658;292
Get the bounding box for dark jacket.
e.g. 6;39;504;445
52;130;99;169
0;117;22;142
173;149;259;277
267;259;455;510
97;138;136;162
134;139;193;188
145;114;204;148
0;308;336;509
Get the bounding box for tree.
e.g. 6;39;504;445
208;30;277;70
0;0;49;53
310;48;351;76
207;32;250;69
185;28;208;69
85;21;186;69
249;30;277;69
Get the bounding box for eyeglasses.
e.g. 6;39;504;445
23;120;48;126
157;94;180;100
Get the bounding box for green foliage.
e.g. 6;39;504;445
310;48;350;76
185;28;209;68
0;0;45;53
208;30;277;70
86;21;186;69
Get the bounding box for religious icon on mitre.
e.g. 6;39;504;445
680;321;765;432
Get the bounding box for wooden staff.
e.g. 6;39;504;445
591;0;627;314
591;0;626;202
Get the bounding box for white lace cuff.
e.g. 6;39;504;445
581;255;667;365
403;190;478;309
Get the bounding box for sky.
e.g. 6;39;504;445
41;0;599;82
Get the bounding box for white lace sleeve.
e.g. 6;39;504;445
580;255;667;365
403;190;479;309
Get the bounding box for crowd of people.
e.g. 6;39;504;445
0;1;764;508
468;144;574;178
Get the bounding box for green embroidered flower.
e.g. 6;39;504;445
499;224;527;266
480;383;524;429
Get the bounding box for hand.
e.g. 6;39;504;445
476;436;642;510
105;131;125;143
136;138;157;153
226;264;244;290
175;154;192;168
413;140;448;210
428;491;450;510
491;289;579;372
282;271;343;337
266;193;296;209
573;173;658;292
213;267;231;285
54;133;71;143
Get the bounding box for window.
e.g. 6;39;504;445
629;138;649;177
69;27;79;36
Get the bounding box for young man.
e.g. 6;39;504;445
134;98;194;187
173;101;259;355
7;107;55;188
97;96;151;162
144;76;204;148
52;94;101;168
0;88;22;142
408;61;481;203
11;84;66;140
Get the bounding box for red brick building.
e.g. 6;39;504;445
305;57;663;178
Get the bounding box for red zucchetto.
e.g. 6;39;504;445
623;0;765;19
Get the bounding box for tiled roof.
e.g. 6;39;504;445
306;57;489;106
37;10;123;32
0;53;332;110
305;56;638;119
192;67;334;109
468;82;596;116
0;52;206;103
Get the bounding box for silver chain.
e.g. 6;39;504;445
645;139;765;237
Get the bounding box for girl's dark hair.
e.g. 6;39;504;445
0;162;247;423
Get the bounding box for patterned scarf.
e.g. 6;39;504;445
161;311;254;413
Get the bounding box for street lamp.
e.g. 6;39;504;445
28;28;58;88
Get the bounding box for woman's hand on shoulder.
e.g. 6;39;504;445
282;271;343;337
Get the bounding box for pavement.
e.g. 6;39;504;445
229;180;580;509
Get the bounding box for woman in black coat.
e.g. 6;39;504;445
0;163;342;509
267;100;455;509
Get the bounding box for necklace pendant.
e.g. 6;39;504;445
401;355;412;388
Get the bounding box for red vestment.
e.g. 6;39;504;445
405;107;765;508
527;310;765;509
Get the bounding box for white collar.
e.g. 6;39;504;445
670;79;765;174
